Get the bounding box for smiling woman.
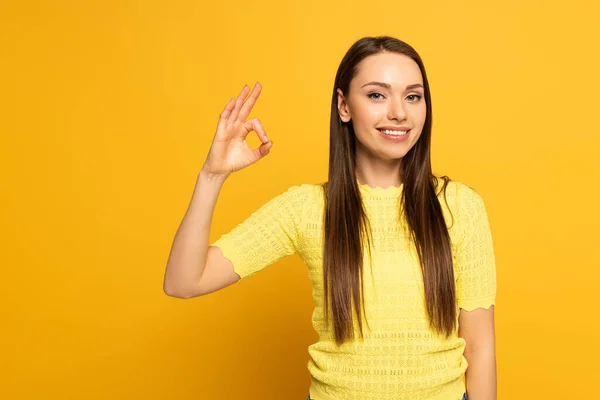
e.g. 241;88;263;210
336;51;427;163
164;35;496;400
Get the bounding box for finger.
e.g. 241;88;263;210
252;140;273;161
217;98;236;132
227;84;250;126
243;118;269;143
237;82;262;123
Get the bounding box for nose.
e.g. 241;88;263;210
388;96;407;121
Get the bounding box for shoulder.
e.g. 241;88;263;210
434;178;488;234
436;177;483;208
280;182;324;197
274;182;325;208
440;179;491;243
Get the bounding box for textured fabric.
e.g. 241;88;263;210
211;178;496;400
308;393;467;400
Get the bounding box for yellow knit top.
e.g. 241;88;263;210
210;178;497;400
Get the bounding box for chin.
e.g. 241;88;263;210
379;150;409;160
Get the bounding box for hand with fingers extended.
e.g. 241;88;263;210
201;82;272;179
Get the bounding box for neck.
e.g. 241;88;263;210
355;157;403;189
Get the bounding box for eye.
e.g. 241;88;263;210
367;92;385;100
407;94;423;102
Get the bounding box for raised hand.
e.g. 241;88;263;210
201;82;272;178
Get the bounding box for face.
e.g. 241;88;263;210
337;52;426;162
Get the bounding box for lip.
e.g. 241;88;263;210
378;127;410;142
377;126;411;131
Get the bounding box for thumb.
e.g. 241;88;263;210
253;140;273;160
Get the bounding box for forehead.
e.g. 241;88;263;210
352;52;423;89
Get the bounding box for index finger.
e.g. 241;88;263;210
237;82;262;122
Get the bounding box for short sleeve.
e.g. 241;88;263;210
209;184;309;280
454;185;497;311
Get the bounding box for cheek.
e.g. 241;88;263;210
408;107;426;129
354;103;385;125
417;103;427;120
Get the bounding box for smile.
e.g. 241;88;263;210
377;128;411;142
379;129;408;136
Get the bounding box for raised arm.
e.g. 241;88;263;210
163;82;272;298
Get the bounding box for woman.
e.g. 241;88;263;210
163;36;497;400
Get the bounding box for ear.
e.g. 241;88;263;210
337;88;351;123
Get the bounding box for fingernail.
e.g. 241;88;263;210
264;135;269;142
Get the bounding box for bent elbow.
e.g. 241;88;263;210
163;282;197;299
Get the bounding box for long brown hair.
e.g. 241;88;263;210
323;36;456;345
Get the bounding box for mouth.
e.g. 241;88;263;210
377;127;411;137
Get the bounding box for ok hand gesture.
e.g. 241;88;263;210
202;82;272;178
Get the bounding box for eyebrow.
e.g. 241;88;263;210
361;81;424;90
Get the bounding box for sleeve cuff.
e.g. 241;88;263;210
458;296;495;311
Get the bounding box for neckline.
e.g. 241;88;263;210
357;179;403;197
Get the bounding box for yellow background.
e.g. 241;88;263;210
2;0;598;398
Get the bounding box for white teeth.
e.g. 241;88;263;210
381;129;408;136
